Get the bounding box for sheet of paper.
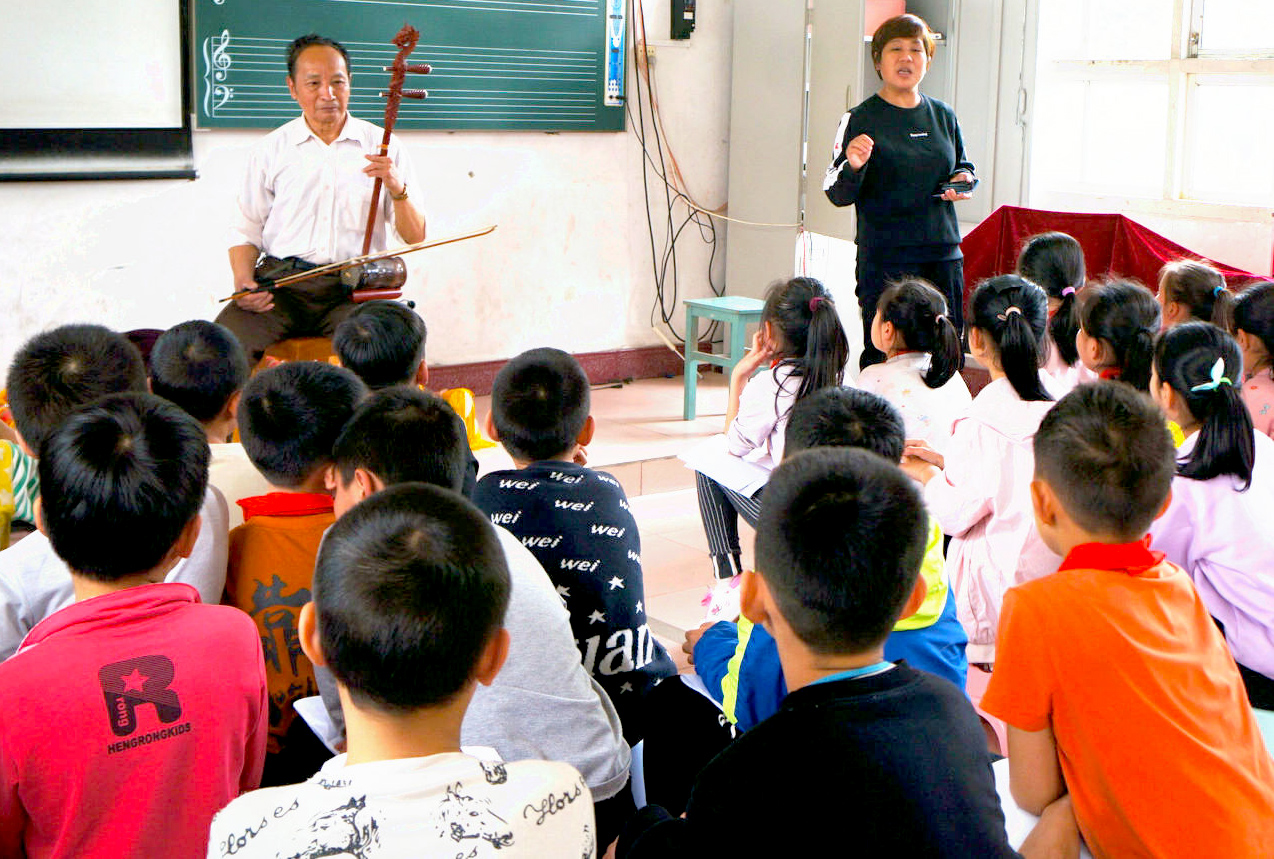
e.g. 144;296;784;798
679;434;770;495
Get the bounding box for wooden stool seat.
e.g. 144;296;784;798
254;337;339;374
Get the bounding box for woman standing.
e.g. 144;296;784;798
824;14;975;370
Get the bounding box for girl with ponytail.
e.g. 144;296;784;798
1076;280;1160;391
1157;259;1234;331
901;275;1060;664
1016;231;1095;393
1148;321;1274;709
857;278;971;453
694;276;849;579
1233;281;1274;440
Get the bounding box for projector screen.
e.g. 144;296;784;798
0;0;193;179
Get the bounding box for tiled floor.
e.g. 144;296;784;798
472;372;749;672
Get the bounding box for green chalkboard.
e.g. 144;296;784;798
195;0;626;131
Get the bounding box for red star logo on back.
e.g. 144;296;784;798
120;668;149;694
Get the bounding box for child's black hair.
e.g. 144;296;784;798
1232;281;1274;378
1034;382;1175;541
238;362;366;487
784;386;905;463
5;324;148;452
333;387;468;493
38;393;209;582
968;275;1052;402
761;276;849;403
1017;231;1085;367
149;320;250;423
1160;260;1233;331
1077;279;1160;391
314;482;511;711
754;447;927;654
490;347;589;463
1154;322;1254;489
332;301;428;390
875;278;962;388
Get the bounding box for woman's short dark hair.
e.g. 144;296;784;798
870;14;937;75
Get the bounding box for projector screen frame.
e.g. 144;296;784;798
0;1;195;182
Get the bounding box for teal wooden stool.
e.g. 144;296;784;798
683;295;765;420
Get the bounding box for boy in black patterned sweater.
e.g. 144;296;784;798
474;348;676;743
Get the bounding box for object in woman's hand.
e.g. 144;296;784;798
935;178;978;197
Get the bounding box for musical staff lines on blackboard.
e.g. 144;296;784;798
195;0;624;131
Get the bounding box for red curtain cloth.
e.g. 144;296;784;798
961;205;1259;304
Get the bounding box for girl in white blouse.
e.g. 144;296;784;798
856;277;971;455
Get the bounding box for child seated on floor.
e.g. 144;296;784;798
1147;322;1274;709
692;276;848;580
615;448;1016;857
1016;231;1094;394
225;361;366;785
333;300;479;496
982;382;1274;858
902;275;1060;665
474;348;676;744
1156;258;1232;331
0;324;226;660
855;278;971;454
210;483;595;858
1074;279;1160;390
322;386;632;842
0;393;266;859
149;319;270;529
1233;280;1274;440
691;386;968;730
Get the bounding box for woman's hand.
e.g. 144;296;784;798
845;134;874;171
940;171;975;202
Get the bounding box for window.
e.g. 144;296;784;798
1030;0;1274;212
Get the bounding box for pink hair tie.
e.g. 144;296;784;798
809;296;826;312
1061;287;1076;297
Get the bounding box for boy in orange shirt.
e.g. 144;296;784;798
225;361;366;785
982;382;1274;858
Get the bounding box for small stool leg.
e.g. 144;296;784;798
684;307;699;420
726;315;751;378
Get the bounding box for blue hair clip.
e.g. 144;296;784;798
1190;357;1233;393
1213;285;1226;298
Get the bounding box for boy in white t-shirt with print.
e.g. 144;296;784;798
209;482;595;858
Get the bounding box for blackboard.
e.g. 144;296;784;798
194;0;627;131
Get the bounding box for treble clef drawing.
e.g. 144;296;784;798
203;29;234;114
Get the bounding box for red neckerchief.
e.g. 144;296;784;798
238;492;334;522
1058;536;1163;576
1099;367;1122;381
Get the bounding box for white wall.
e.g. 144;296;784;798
0;0;733;374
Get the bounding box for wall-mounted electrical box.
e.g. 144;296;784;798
672;0;696;39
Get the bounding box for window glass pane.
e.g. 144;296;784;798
1079;80;1169;194
1039;0;1173;61
1184;78;1274;205
1199;0;1274;55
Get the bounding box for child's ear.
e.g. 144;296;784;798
483;411;500;442
33;498;45;536
880;320;897;351
414;360;429;389
225;390;242;421
15;430;34;458
739;570;771;628
576;414;595;447
898;574;927;622
475;628;510;687
355;467;384;499
1030;478;1058;529
298;601;326;667
172;514;202;560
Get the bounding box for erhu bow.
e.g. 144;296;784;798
224;26;492;305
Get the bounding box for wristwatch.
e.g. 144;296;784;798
390;184;409;201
